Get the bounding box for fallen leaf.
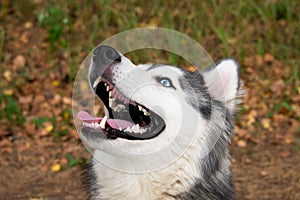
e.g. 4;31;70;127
24;21;33;29
3;89;13;95
4;70;11;81
62;96;72;105
51;163;61;172
52;80;60;87
45;122;54;133
284;138;294;145
61;157;68;166
237;140;247;147
264;53;273;63
260;170;268;176
186;65;196;72
270;79;284;93
20;32;29;44
19;95;33;104
255;55;263;67
13;55;26;68
246;110;257;126
261;118;271;129
280;150;291;158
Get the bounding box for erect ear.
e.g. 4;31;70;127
203;59;240;113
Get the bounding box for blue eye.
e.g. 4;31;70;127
159;78;174;88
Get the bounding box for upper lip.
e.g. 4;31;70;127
83;76;165;140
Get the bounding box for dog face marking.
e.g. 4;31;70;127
78;46;241;200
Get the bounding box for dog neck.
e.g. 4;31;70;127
90;141;203;200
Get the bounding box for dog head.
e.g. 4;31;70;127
78;45;240;166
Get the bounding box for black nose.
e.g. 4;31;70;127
93;45;121;65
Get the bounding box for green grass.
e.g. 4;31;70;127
0;95;25;126
37;6;69;51
66;153;86;168
29;0;300;72
3;0;299;143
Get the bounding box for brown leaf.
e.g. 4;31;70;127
264;53;273;63
280;150;291;158
20;32;29;44
13;55;26;68
270;79;284;94
260;170;268;176
24;21;33;29
237;140;247;148
3;70;11;81
62;96;72;105
19;95;33;104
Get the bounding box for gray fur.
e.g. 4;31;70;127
179;70;212;120
176;101;235;200
80;46;241;200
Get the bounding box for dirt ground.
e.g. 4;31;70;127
1;138;299;200
1;1;300;200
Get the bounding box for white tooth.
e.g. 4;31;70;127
100;116;108;129
109;98;112;107
93;77;101;88
108;98;116;108
131;124;138;133
118;127;122;131
106;86;110;91
138;105;142;111
104;82;107;86
140;108;149;116
109;91;112;98
124;126;132;133
144;110;150;116
113;104;125;112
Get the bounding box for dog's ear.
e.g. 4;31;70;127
203;59;240;113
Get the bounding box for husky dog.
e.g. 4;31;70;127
78;45;242;200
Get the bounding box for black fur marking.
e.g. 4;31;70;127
81;162;100;200
180;71;212;120
176;102;235;200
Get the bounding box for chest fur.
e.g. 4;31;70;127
90;151;201;200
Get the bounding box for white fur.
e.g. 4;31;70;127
82;55;239;199
203;59;239;112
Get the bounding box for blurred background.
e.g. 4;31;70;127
0;0;299;199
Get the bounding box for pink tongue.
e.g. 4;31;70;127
77;111;134;129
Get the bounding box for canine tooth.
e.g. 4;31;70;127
104;82;107;86
140;108;150;116
100;116;107;129
93;77;101;88
138;105;142;111
106;86;110;91
109;98;116;108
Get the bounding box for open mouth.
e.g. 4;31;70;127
78;78;165;140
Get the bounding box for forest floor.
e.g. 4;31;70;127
0;1;299;199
